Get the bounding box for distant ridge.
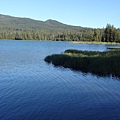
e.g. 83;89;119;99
0;14;83;31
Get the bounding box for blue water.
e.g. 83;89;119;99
0;40;120;120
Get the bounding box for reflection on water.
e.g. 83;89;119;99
0;40;120;120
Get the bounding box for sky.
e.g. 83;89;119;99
0;0;120;28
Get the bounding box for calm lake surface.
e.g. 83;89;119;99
0;40;120;120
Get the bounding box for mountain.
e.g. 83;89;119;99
0;14;83;31
0;14;119;42
1;14;102;41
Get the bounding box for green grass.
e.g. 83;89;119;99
44;49;120;78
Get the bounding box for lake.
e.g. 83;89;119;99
0;40;120;120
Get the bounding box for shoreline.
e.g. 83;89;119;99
0;39;120;45
72;41;120;45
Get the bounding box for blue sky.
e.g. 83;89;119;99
0;0;120;28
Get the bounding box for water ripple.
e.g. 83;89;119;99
0;40;120;120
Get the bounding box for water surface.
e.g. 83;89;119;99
0;40;120;120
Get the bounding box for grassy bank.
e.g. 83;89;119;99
72;41;120;45
44;49;120;78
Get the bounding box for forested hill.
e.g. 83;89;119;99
0;14;82;31
0;14;120;42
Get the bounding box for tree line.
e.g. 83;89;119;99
0;24;120;42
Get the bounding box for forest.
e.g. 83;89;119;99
0;14;120;42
